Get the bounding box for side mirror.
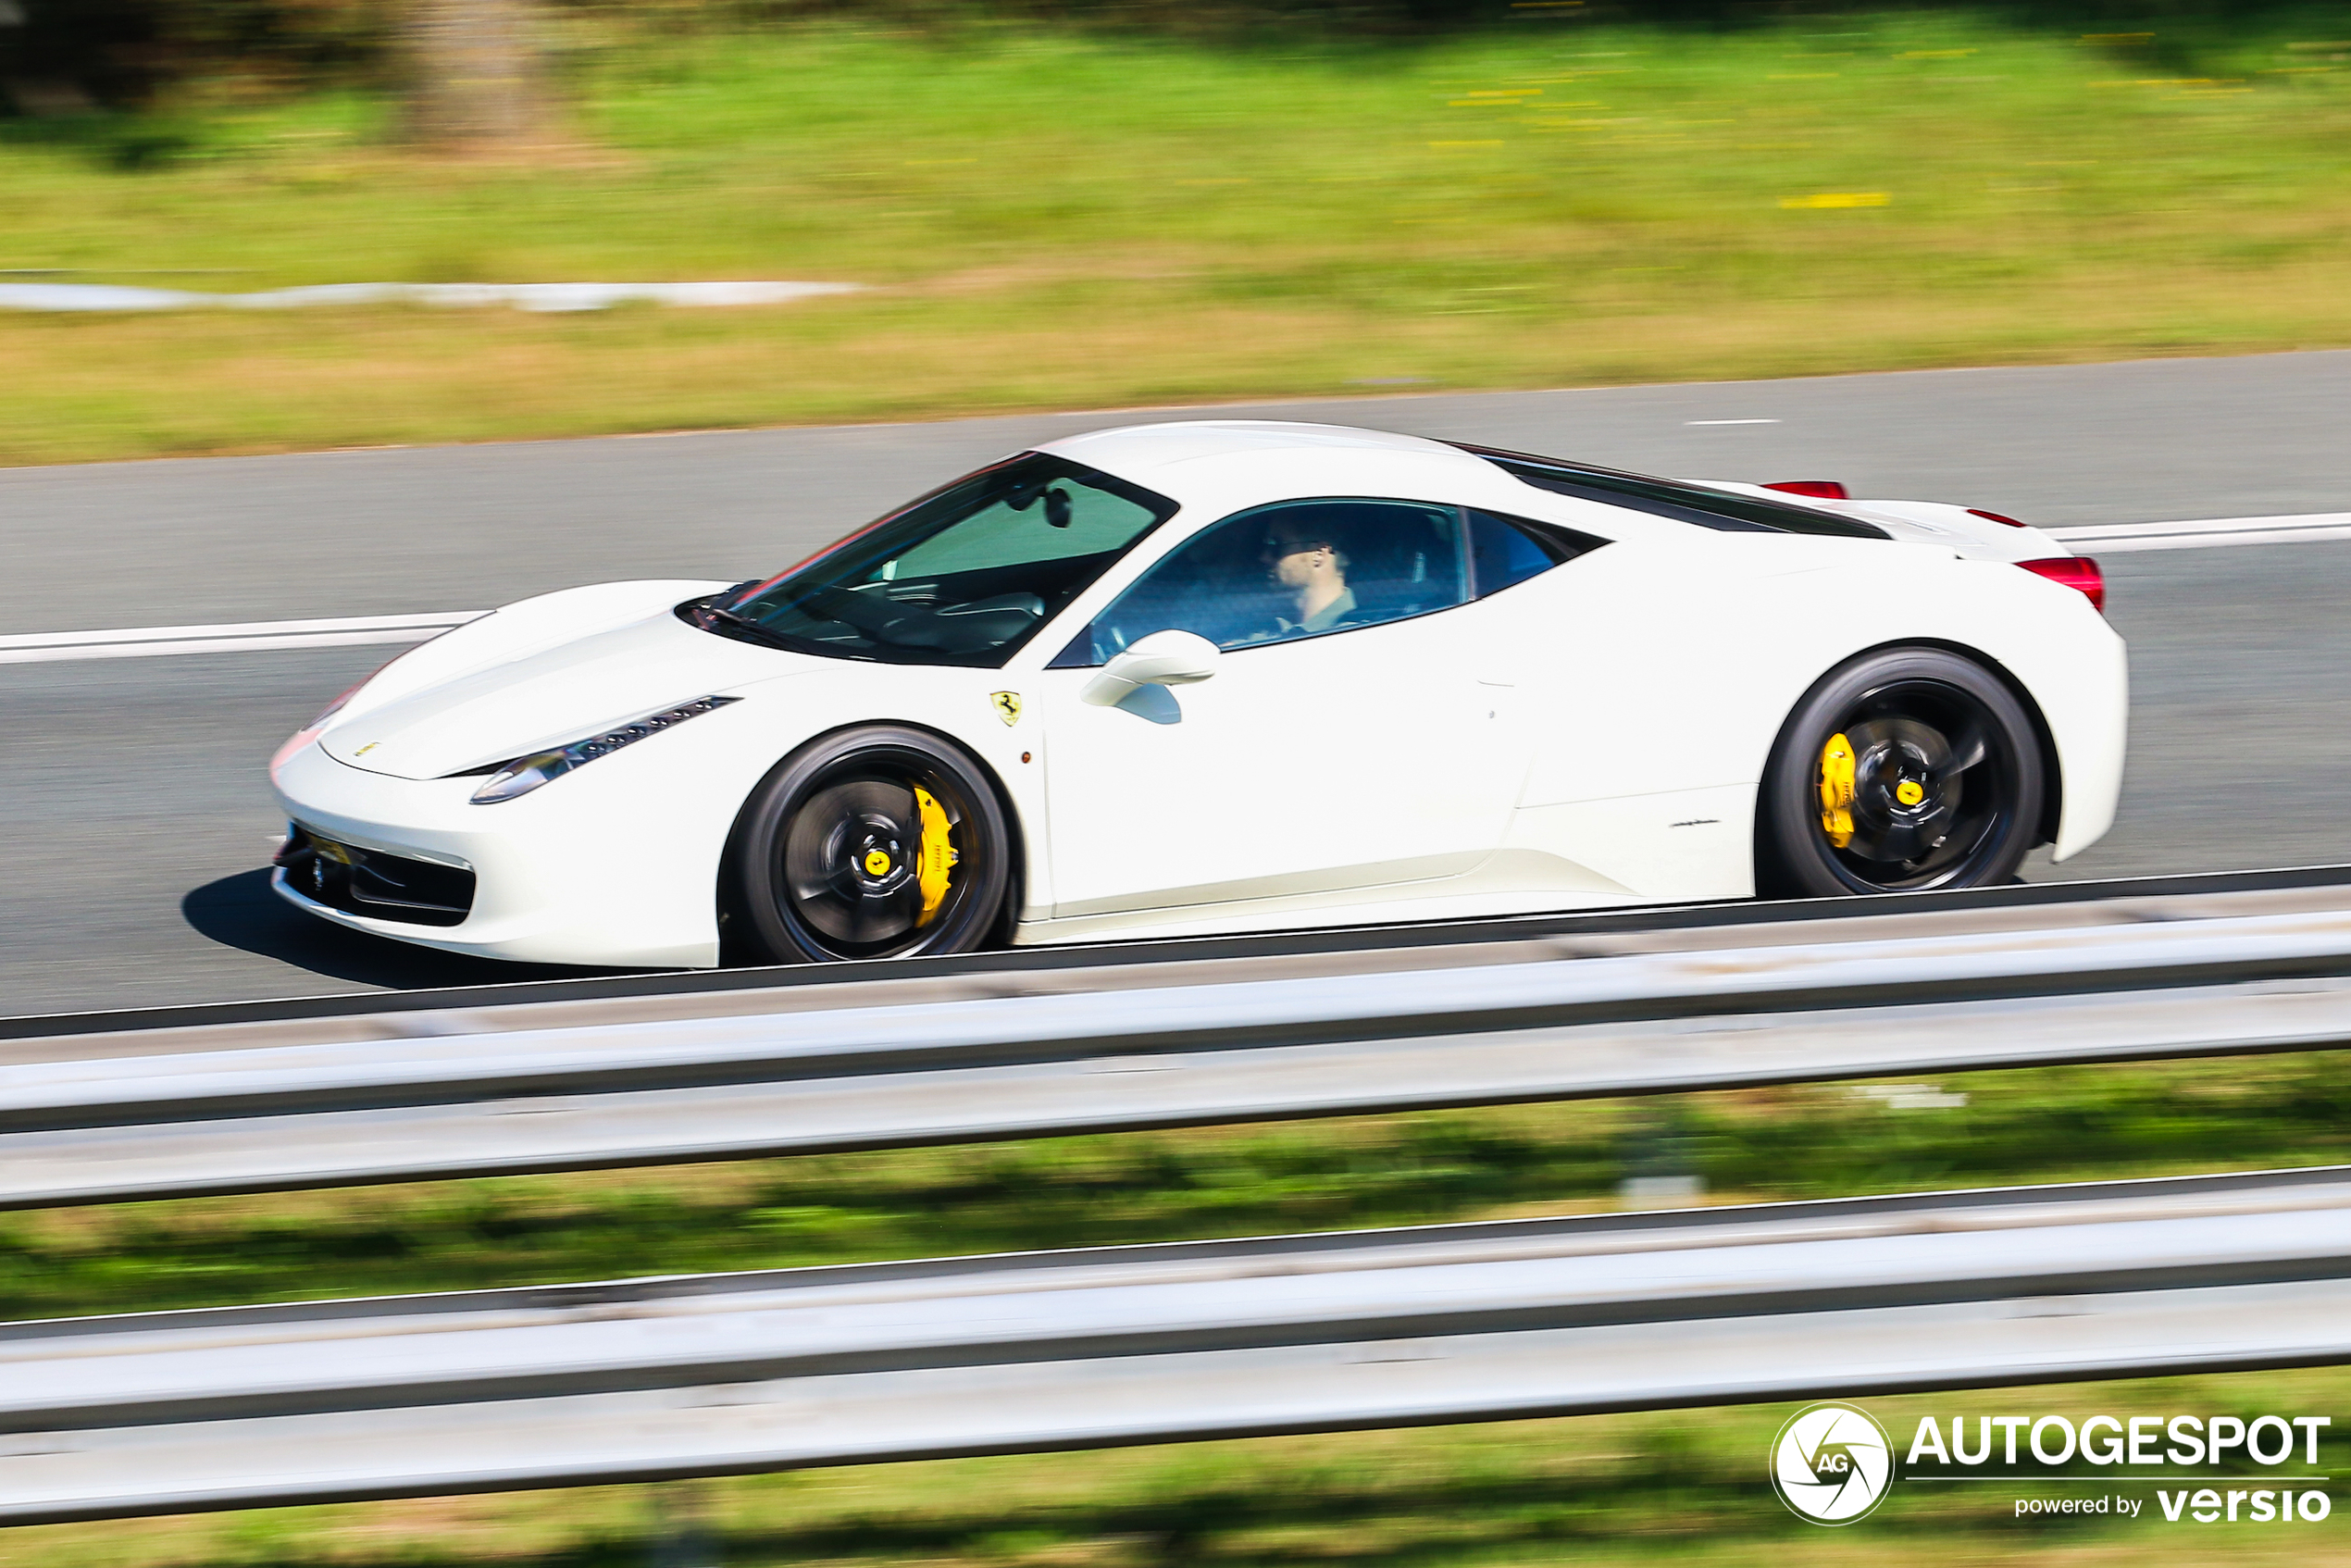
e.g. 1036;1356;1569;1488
1080;629;1221;707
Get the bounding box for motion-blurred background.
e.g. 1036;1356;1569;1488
2;0;2346;463
5;2;2350;1564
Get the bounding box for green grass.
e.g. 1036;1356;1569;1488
3;11;2349;464
6;1052;2348;1322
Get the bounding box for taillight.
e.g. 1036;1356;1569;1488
1969;507;2030;529
1763;480;1848;500
2017;556;2105;614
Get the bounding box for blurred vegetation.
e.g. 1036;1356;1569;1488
6;0;2350;107
2;11;2347;463
4;1052;2345;1319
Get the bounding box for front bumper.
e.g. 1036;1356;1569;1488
267;739;727;968
274;826;477;927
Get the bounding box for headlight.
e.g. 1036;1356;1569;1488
469;695;740;804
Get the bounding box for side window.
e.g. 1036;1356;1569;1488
1074;499;1468;663
1466;508;1576;599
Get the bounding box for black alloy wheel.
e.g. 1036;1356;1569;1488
725;725;1013;964
1757;646;2046;898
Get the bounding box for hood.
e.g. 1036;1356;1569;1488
323;607;810;779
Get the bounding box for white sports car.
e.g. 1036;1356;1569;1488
268;421;2125;968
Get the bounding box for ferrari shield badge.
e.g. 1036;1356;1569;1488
989;691;1023;727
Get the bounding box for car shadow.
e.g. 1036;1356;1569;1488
181;869;637;993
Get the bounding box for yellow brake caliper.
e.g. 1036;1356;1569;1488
1818;732;1857;849
912;785;961;927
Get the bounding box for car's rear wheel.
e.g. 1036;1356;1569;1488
1757;647;2045;898
725;726;1012;964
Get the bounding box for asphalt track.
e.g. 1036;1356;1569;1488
6;351;2351;1017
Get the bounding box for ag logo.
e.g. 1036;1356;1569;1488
1769;1401;1895;1525
989;691;1022;727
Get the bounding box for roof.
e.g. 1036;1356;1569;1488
1037;420;1468;479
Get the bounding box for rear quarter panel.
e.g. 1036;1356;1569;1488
1501;537;2125;889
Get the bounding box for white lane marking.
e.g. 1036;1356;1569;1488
0;280;861;314
0;612;485;666
2046;512;2351;554
0;610;481;650
1686;418;1782;426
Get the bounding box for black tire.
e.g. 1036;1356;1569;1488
1756;646;2045;898
724;725;1013;964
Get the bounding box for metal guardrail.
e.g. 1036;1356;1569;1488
19;861;2351;1044
5;1166;2346;1524
8;887;2351;1206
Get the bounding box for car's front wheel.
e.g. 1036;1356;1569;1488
724;726;1013;964
1757;646;2045;898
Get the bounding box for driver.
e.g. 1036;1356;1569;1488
1261;522;1356;637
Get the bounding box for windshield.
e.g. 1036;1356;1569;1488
707;454;1179;666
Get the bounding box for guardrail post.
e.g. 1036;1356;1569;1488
1618;1099;1704;1207
647;1480;719;1568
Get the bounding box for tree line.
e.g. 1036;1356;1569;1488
1;0;2327;149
